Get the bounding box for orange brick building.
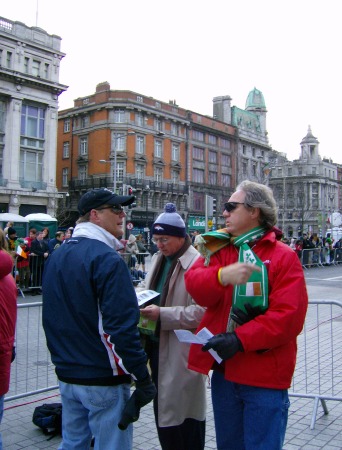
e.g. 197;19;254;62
57;82;238;237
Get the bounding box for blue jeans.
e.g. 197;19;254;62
0;395;3;450
211;371;290;450
58;381;132;450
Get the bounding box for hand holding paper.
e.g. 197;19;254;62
174;327;222;363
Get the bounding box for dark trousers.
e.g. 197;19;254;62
147;339;205;450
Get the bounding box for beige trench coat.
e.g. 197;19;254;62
143;245;207;427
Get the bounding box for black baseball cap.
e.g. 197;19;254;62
78;188;135;216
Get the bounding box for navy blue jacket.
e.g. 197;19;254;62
42;236;149;384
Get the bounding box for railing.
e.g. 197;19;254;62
6;299;342;433
289;299;342;429
300;248;342;269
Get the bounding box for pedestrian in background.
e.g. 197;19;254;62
140;203;206;450
185;180;308;450
0;229;17;450
42;188;155;450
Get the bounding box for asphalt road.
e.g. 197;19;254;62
304;264;342;302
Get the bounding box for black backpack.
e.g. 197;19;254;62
32;402;62;437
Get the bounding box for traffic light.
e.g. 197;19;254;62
126;185;137;208
212;198;217;215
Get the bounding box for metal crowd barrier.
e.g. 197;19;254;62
5;300;342;434
289;299;342;429
14;255;45;298
5;302;58;402
300;248;342;269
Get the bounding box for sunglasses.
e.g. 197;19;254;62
224;202;247;212
96;205;124;214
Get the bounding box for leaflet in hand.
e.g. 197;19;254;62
174;327;222;363
136;290;160;308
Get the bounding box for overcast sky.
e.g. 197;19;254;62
2;0;342;163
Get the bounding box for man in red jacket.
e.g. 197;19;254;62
184;180;308;450
0;240;17;450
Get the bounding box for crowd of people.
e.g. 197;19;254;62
0;223;74;295
282;233;342;266
0;180;313;450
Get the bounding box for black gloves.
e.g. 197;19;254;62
118;375;156;430
231;303;265;326
202;332;243;360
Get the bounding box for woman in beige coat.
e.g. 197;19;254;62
139;204;206;450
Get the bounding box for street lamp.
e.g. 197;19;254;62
99;130;135;192
144;185;151;246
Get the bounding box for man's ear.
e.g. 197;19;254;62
249;207;260;220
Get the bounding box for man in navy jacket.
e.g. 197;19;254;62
43;188;155;450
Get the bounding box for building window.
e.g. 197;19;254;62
114;109;126;123
64;119;70;133
79;136;88;156
155;118;163;132
221;174;231;187
117;162;124;182
312;167;317;175
193;130;204;141
136;135;145;154
78;165;87;180
193;146;204;160
63;142;70;158
113;133;126;151
0;148;3;179
20;104;45;149
137;96;143;103
154;167;163;184
136;164;145;180
0;100;5;132
242;161;247;174
171;170;179;184
252;147;256;157
24;57;29;73
154;139;162;158
171;122;178;136
221;154;230;166
220;138;230;149
208;134;217;145
6;51;12;68
172;143;179;161
44;63;49;78
193;168;204;183
209;171;217;185
209;151;217;164
32;59;41;77
242;145;246;155
193;191;204;211
136;112;144;127
62;168;68;187
81;116;89;128
20;150;43;182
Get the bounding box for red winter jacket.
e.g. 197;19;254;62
184;231;308;389
0;250;17;396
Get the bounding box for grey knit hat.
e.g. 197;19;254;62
152;203;186;237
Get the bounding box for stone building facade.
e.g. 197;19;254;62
0;16;67;216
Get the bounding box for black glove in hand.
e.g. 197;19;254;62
118;375;156;430
202;332;243;360
231;302;265;326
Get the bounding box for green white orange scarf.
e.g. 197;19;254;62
196;226;268;330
